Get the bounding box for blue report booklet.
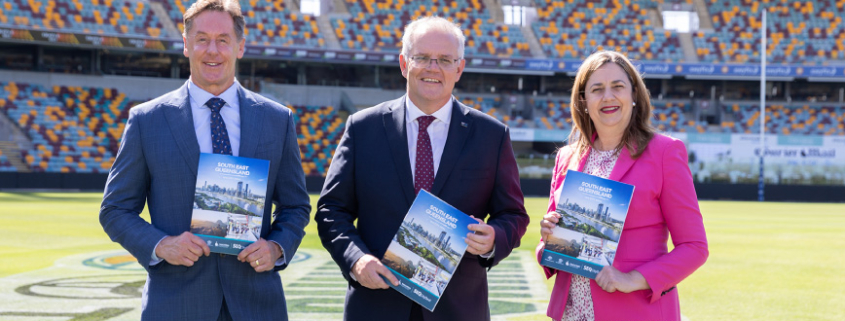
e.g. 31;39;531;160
190;153;270;255
380;190;476;311
541;170;635;279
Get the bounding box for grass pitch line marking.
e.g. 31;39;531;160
0;248;552;320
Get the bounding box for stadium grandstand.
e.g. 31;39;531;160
1;0;844;201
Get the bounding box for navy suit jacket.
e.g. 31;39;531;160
316;96;529;321
99;81;311;321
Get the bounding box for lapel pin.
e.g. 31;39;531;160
461;122;468;128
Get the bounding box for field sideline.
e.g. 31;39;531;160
0;192;843;320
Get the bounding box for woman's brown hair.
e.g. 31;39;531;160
568;51;655;160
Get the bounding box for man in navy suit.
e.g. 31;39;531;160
316;16;529;321
99;0;310;320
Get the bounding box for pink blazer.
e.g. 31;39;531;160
536;134;708;321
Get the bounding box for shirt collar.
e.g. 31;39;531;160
188;78;240;109
405;96;453;125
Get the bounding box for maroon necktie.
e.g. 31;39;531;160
414;116;436;194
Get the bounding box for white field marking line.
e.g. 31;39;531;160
301;303;346;308
286;314;345;321
287;280;347;284
285;288;347;293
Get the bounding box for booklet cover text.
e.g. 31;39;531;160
381;190;476;311
541;170;635;278
190;153;270;255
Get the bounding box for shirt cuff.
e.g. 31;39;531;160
480;246;495;259
269;240;287;266
150;236;166;266
349;256;362;281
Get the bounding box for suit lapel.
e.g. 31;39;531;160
383;97;416;206
573;146;589;172
609;146;636;182
576;140;636;181
431;100;471;195
164;83;201;177
237;86;264;158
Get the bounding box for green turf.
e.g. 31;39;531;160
0;192;127;277
0;192;843;320
682;201;845;320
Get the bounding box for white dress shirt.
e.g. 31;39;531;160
151;78;286;266
405;96;452;181
188;79;241;156
404;96;494;259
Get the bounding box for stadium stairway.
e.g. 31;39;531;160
333;0;349;13
647;6;662;28
317;14;342;49
522;24;547;58
647;3;699;62
482;0;503;23
692;0;715;29
679;32;699;62
148;1;182;39
0;141;30;172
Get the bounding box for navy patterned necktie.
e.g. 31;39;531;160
414;116;436;194
206;97;233;155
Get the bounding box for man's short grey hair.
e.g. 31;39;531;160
401;16;466;59
183;0;245;41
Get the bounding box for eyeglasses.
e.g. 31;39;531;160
409;56;462;70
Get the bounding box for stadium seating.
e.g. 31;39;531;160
525;98;706;133
456;95;544;128
531;97;573;131
651;100;708;133
721;103;845;135
158;0;324;48
331;0;531;57
157;0;187;32
0;82;347;175
0;152;14;171
453;96;710;134
695;0;845;64
532;0;685;61
290;105;344;176
1;0;167;38
0;81;139;173
6;0;843;65
458;95;507;120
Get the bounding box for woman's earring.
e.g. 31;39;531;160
633;102;637;107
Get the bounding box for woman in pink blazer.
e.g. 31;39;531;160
537;51;708;321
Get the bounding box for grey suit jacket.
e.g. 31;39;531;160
316;96;529;321
100;81;310;321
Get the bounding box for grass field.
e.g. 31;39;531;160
0;192;843;320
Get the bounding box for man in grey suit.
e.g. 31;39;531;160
99;0;310;320
317;17;529;321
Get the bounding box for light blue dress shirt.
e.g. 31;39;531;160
151;79;286;266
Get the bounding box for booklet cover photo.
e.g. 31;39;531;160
541;170;635;279
190;153;270;255
380;190;476;312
